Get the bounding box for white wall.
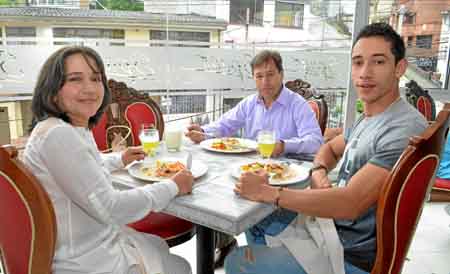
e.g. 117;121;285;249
437;14;450;87
263;0;275;25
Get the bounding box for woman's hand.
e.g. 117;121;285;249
171;169;194;195
310;169;332;189
121;146;145;166
235;170;272;202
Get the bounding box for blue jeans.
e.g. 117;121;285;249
245;208;297;245
225;209;369;274
224;245;369;274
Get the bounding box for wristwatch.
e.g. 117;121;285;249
309;164;328;176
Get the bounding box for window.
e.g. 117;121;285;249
150;31;210;47
5;27;36;45
160;92;206;114
407;36;414;47
416;35;432;49
53;28;125;45
275;0;304;29
230;0;264;26
403;13;415;24
29;0;75;7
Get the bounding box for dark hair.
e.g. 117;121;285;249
353;22;405;64
30;46;111;131
250;50;284;75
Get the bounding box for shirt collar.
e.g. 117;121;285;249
256;85;289;107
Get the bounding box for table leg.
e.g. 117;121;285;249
196;225;215;274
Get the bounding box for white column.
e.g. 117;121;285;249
343;0;369;130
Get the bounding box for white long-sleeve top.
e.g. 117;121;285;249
23;117;189;274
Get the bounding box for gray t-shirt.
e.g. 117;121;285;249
334;99;427;269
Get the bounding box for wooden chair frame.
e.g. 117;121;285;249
106;79;165;147
0;145;56;274
371;105;450;274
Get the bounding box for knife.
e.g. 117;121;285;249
186;152;192;171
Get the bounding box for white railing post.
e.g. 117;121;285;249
343;0;370;130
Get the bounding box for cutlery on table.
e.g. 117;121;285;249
186;152;192;171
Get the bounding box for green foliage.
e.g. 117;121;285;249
96;0;143;11
356;99;364;114
0;0;26;7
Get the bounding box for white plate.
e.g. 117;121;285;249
128;158;208;182
231;160;310;186
200;138;258;153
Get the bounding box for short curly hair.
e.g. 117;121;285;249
353;22;405;64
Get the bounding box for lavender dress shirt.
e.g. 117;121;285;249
202;86;323;154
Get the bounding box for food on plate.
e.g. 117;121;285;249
211;138;242;151
240;162;291;180
141;160;186;178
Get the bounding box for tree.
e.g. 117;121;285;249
96;0;143;11
0;0;27;7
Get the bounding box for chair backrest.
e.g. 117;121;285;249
307;95;328;135
92;79;165;150
108;79;164;146
371;105;450;274
405;80;436;121
0;145;56;274
285;78;315;99
285;79;328;135
91;111;110;151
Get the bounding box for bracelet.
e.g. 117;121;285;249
309;164;328;177
274;187;284;207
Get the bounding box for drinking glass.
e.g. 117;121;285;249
139;124;159;157
257;130;276;159
164;127;183;152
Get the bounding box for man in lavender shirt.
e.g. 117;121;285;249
186;50;323;157
185;50;324;268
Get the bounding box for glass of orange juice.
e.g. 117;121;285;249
139;123;159;157
257;130;276;159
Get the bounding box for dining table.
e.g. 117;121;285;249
111;139;313;274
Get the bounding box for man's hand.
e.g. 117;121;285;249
235;170;272;202
171;169;194;195
271;141;285;157
310;169;332;189
121;146;145;166
185;124;206;144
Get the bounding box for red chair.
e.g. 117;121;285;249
285;79;328;136
0;145;57;274
307;95;328;135
92;79;195;247
92;111;110;151
125;101;162;144
405;80;436;122
430;177;450;202
371;105;450;274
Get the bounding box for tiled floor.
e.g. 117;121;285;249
170;202;450;274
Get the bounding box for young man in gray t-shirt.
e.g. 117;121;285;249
225;23;428;274
335;99;427;269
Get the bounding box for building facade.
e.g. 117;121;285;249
391;0;450;75
0;6;227;141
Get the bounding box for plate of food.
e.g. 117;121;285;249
128;158;208;182
200;137;257;153
231;160;310;186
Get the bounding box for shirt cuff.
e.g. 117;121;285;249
165;179;180;197
202;127;218;139
282;139;297;154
